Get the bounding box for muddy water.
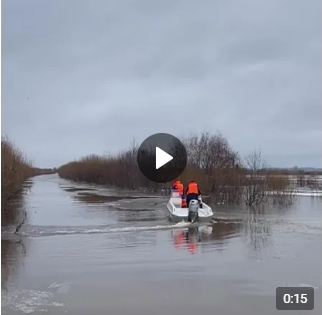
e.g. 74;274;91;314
1;174;322;314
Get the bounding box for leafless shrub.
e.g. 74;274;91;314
306;175;322;191
243;151;270;206
58;141;160;192
181;132;243;204
57;132;296;207
242;150;295;207
296;174;306;187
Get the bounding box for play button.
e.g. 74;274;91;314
137;133;187;183
156;147;173;169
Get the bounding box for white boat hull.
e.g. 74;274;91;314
166;197;214;222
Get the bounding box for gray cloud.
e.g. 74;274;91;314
2;0;321;168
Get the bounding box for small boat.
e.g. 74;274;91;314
166;192;214;222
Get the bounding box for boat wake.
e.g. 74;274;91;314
2;221;194;238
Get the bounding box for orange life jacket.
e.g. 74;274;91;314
176;183;183;195
181;198;187;208
173;181;183;195
186;182;199;195
172;181;179;189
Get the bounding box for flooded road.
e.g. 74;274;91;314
2;174;322;314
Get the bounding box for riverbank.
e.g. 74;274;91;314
1;137;33;205
2;174;321;314
1;137;34;228
1;136;57;230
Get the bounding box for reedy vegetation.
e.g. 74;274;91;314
1;137;32;227
58;132;295;206
1;136;55;226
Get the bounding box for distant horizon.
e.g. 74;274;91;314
28;150;322;170
5;133;320;170
3;132;321;170
35;161;322;171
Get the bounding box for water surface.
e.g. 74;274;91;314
2;174;322;314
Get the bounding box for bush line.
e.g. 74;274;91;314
57;132;296;206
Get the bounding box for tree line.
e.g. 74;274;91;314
58;132;295;206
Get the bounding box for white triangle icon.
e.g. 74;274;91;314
156;147;173;169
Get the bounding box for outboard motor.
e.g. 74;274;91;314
188;199;199;223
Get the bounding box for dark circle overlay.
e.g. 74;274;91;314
137;133;187;184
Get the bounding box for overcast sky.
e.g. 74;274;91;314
2;0;321;168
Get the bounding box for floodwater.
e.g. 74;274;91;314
1;174;322;314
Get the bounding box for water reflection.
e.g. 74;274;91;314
172;227;201;254
170;211;275;255
243;207;272;252
209;220;243;242
172;221;243;254
2;180;33;232
71;189;168;224
1;238;28;292
1;181;32;292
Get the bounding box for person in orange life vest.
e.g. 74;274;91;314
172;180;186;207
172;180;183;196
172;180;179;190
185;181;201;207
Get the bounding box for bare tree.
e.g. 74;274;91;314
243;150;269;206
181;132;242;204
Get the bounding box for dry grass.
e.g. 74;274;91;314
1;137;33;204
58;132;294;207
1;136;34;226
